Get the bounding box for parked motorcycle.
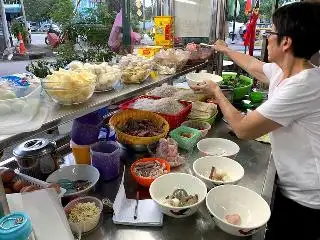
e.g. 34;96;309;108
45;24;63;48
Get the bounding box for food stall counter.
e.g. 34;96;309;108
79;121;276;240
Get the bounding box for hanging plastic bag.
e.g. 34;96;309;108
108;9;141;53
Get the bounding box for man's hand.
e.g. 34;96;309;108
211;40;230;54
191;80;224;103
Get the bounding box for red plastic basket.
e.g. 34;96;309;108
119;95;192;129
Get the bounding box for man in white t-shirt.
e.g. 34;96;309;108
194;2;320;239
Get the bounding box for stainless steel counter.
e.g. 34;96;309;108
81;121;275;240
0;63;208;150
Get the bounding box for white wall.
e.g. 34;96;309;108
174;0;212;37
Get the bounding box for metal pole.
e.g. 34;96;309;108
210;0;227;76
0;0;10;48
121;0;131;48
19;0;29;44
143;0;146;30
231;0;238;43
156;0;162;16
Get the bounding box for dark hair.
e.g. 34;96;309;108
272;2;320;59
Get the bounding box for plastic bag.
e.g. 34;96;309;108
108;9;141;53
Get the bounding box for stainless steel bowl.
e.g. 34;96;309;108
119;143;149;152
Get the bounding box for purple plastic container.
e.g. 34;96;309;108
71;112;104;145
90;141;121;181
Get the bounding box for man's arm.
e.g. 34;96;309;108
216;91;281;140
212;41;269;84
224;48;269;84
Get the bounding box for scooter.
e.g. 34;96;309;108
45;25;63;48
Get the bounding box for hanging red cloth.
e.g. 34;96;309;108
243;9;259;56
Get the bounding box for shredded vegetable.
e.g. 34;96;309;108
68;202;100;223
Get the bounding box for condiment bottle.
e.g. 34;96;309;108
0;212;34;240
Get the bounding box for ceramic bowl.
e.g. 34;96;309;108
206;185;271;236
149;173;207;218
197;138;240;158
193;156;244;189
186;72;223;88
64;196;103;233
46;165;100;197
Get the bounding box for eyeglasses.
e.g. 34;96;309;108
263;31;279;38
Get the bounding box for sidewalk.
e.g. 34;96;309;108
9;44;55;61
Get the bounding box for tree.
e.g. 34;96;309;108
50;0;74;28
24;0;55;22
260;0;276;20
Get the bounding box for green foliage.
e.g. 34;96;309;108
227;0;248;23
52;2;115;66
26;60;53;78
68;3;117;47
50;0;74;28
76;3;116;26
130;0;142;33
260;0;276;20
144;7;153;21
11;20;28;43
55;42;114;66
237;0;249;23
24;0;55;22
55;42;80;66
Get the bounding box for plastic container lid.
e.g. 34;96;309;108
0;212;32;240
13;138;56;158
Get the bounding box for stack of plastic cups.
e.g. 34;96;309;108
90;141;121;181
71;108;108;164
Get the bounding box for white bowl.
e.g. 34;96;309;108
64;196;103;233
149;173;207;218
197;138;240;158
46;165;100;197
193;156;244;189
206;185;271;236
186;72;223;87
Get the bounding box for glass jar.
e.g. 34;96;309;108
0;212;33;240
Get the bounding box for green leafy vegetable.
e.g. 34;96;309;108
221;75;250;89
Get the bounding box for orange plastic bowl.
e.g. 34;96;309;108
130;158;171;187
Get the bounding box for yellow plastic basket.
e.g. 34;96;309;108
109;109;170;145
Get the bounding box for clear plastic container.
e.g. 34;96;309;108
70;140;91;165
64;196;103;234
0;84;41;126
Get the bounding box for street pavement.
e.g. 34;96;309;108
0;33;53;76
31;32;47;46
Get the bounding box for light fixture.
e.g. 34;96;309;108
175;0;197;5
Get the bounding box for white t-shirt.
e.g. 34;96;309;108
257;63;320;209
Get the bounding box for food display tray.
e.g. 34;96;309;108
119;95;192;129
